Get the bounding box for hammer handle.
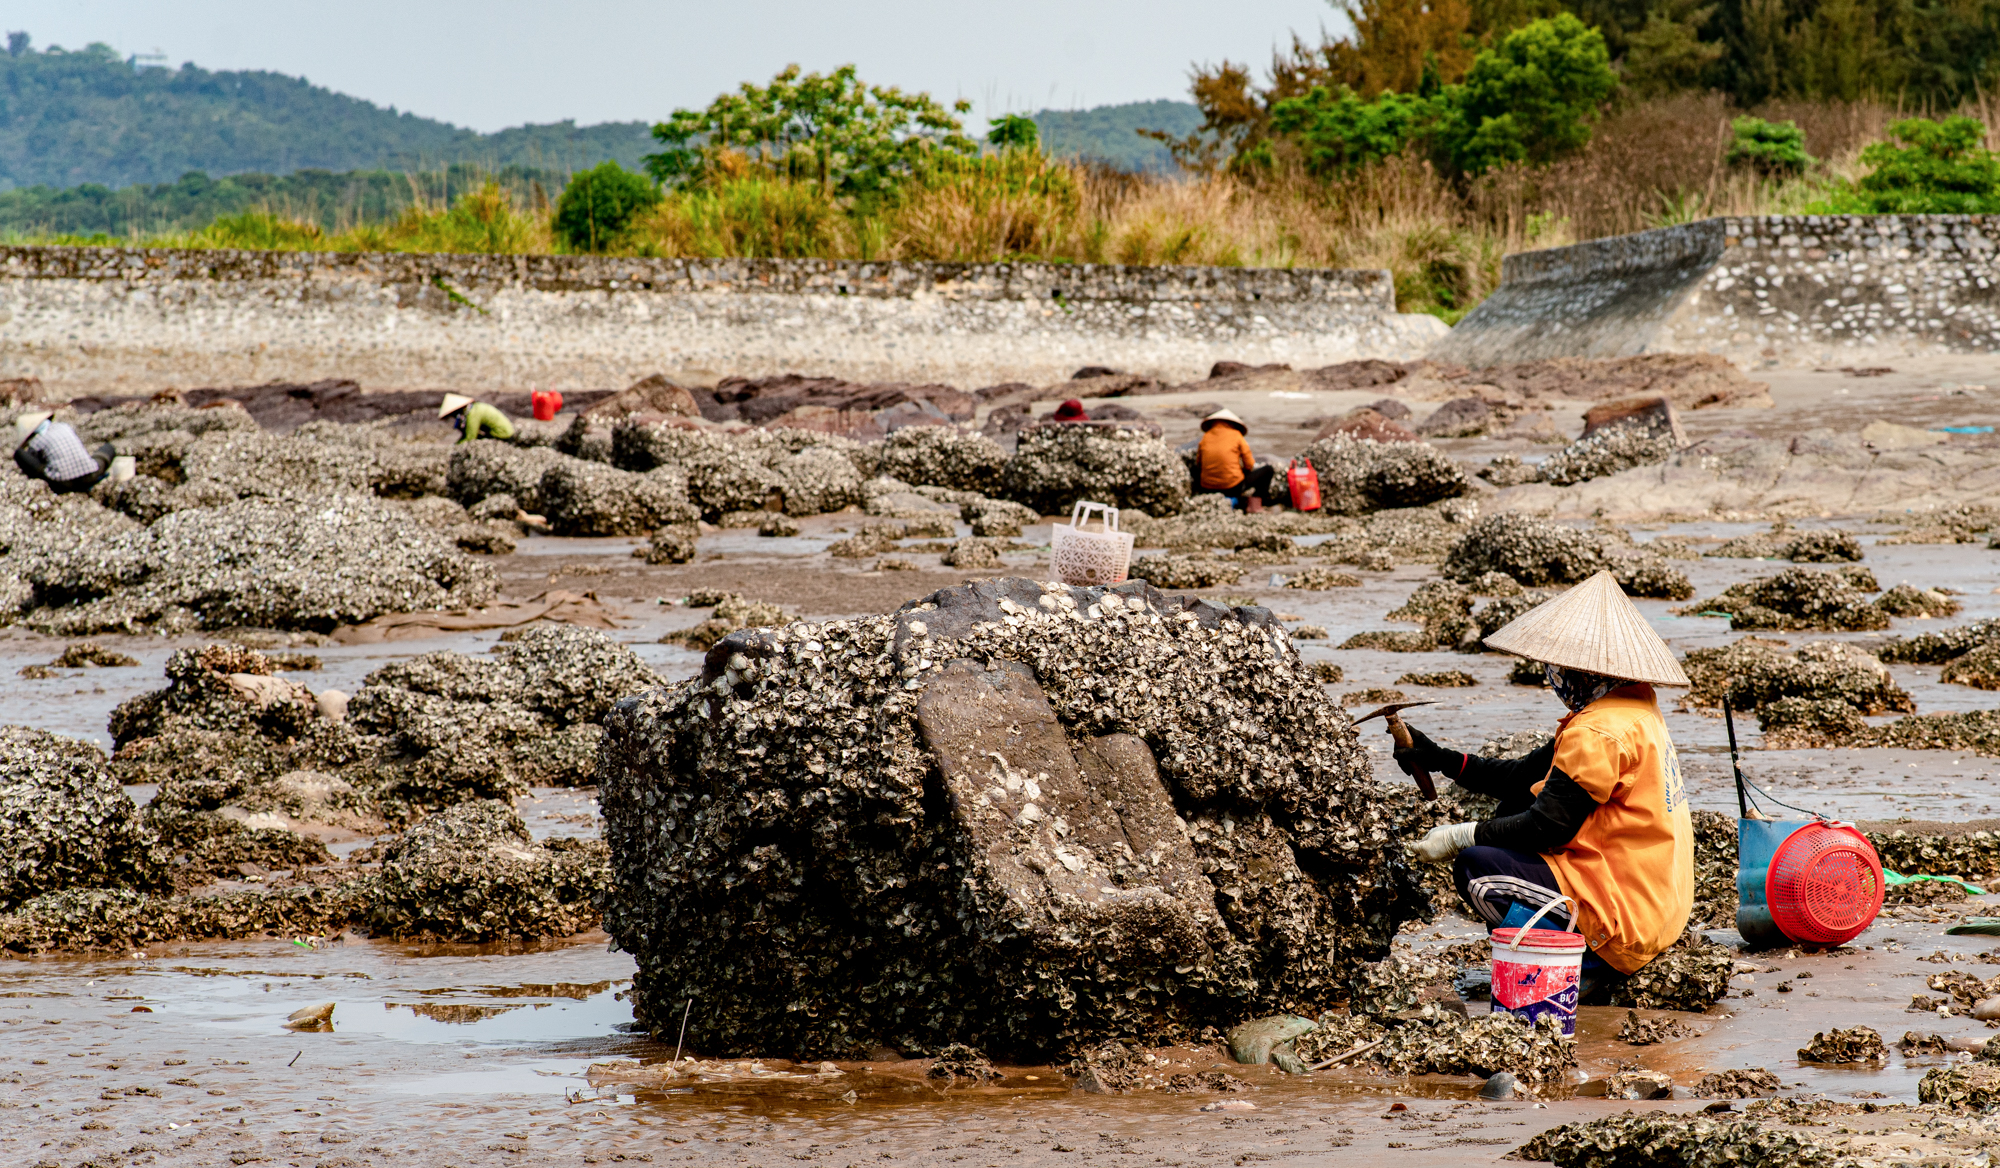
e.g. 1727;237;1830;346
1386;713;1437;801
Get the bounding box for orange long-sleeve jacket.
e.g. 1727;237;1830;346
1197;425;1255;490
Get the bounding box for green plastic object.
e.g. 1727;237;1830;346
1947;919;2000;936
1883;870;1987;895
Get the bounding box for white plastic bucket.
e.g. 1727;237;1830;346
1490;897;1585;1036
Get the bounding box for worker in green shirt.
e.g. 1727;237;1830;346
439;393;515;443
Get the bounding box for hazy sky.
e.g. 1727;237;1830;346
11;1;1346;132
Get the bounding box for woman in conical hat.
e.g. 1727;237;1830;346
1396;570;1694;1002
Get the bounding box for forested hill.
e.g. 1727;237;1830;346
1033;100;1201;173
0;39;654;189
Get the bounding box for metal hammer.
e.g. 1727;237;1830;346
1353;700;1439;801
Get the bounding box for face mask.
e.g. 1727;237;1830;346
1545;664;1620;712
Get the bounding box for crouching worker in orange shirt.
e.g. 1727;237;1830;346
1195;409;1275;513
1394;571;1694;1004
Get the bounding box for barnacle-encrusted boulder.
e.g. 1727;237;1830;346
446;441;569;512
1298;435;1469;513
16;494;498;636
0;727;159;910
538;460;697;536
598;578;1427;1060
1682;566;1889;632
1444;514;1608;586
1127;554;1245;590
366;799;611;942
1682;638;1913;717
1002;424;1187;517
1536;423;1676;486
868;427;1008;495
1799;1025;1887;1063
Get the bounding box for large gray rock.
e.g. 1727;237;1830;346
446;442;569;512
598;578;1429;1061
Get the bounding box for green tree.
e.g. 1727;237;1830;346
554;161;660;252
1847;117;2000;212
986;113;1039;150
1621;0;1726;95
1725;116;1813;175
1266;87;1441;176
644;64;976;198
1433;14;1618;175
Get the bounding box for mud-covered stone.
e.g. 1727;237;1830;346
1285;567;1362;590
367;799;611;942
0;879;369;954
1298;435;1469;514
1799;1025;1888;1063
0;727;160;910
598;577;1427;1061
926;1043;1000;1082
1371;1009;1576;1084
1003;424;1188;517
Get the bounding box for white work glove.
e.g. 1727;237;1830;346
1409;821;1478;863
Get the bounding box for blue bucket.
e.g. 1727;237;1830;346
1736;818;1813;949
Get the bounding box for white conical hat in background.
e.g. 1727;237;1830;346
1483;569;1691;687
438;393;473;418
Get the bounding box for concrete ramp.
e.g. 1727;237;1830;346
1435;215;2000;368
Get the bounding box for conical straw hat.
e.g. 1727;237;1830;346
1483;569;1690;686
1201;409;1247;433
437;393;473;418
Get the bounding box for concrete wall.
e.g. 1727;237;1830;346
0;247;1446;395
1433;215;2000;368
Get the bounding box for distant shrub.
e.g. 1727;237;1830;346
986;113;1039;150
1850;117;2000;212
555;161;661;252
1726;117;1814;176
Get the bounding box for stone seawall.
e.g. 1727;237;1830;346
1433;215;2000;368
0;247;1445;394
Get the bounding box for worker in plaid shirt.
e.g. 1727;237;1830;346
13;411;114;494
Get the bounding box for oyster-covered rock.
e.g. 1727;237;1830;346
869;427;1008;495
367;799;611;942
0;727;160;910
1610;930;1732;1012
1298;435;1468;513
598;577;1424;1060
1693;1067;1782;1098
1681;566;1889;632
1127;554;1245;590
1002;424;1188;517
1683;638;1912;717
538;461;697;537
446;442;569;512
1514;1112;1845;1166
1537;422;1677;486
1798;1025;1888;1063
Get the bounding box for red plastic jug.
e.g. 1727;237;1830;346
1287;458;1322;512
531;389;564;421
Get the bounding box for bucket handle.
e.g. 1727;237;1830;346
1069;500;1120;533
1506;895;1576;950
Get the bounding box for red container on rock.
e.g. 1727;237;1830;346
532;389;564;421
1286;458;1321;512
1490;926;1586;1036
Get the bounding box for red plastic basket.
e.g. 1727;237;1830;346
1765;822;1884;946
